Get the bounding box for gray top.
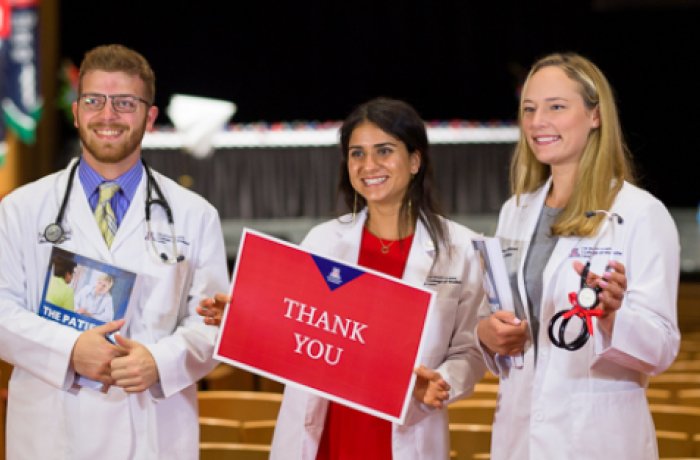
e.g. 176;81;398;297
511;205;561;359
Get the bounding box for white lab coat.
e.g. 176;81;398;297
270;210;488;460
480;179;680;460
0;159;229;460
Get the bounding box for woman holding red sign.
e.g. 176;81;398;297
199;97;489;459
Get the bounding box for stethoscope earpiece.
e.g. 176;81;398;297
158;253;184;263
586;209;624;225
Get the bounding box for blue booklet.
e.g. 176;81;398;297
39;246;137;390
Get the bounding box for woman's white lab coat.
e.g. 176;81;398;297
481;179;680;460
270;210;488;459
0;160;229;459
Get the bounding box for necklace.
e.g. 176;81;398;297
378;238;395;254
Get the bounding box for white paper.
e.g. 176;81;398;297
472;236;524;368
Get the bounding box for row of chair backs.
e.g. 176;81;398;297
200;417;277;444
656;430;700;458
449;423;491;460
198;390;283;422
199;442;271;460
649;373;700;393
448;399;497;425
648;404;700;436
196;374;700;457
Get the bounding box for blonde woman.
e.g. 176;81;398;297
476;53;680;459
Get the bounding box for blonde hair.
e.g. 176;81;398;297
511;52;635;236
96;273;114;290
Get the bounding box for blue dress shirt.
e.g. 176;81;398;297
78;157;143;227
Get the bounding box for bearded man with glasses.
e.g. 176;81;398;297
0;44;229;459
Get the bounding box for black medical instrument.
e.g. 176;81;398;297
43;160;80;244
548;210;623;351
142;159;185;263
44;158;184;264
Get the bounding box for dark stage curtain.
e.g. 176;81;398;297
143;143;513;220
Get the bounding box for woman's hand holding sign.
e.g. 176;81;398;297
197;293;229;326
413;365;451;409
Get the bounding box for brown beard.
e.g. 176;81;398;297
77;118;148;164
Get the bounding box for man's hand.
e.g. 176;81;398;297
71;319;126;385
110;334;160;393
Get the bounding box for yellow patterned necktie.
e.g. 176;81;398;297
95;182;120;248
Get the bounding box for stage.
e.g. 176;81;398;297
141;125;699;278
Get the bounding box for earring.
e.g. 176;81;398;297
352;192;358;222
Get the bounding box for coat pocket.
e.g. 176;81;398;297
570;388;657;460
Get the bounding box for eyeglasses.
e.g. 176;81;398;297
78;93;151;113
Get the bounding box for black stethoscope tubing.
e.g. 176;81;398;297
547;262;600;351
44;158;183;263
43;159;80;244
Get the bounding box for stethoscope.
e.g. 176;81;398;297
547;210;623;351
43;158;185;264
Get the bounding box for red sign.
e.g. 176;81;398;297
214;229;435;424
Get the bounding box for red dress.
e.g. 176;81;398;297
316;227;415;460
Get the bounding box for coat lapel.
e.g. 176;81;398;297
402;219;435;286
332;210;365;264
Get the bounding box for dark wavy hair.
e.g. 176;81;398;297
338;97;448;259
52;258;77;279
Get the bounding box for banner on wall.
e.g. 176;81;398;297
1;0;41;157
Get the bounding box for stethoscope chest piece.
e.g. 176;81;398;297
577;285;599;309
44;223;66;244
